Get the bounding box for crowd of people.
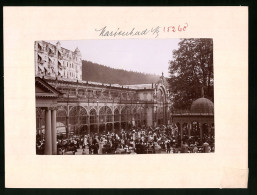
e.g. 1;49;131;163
36;124;215;155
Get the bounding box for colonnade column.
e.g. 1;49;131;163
119;114;121;131
44;108;52;155
180;124;183;146
97;103;99;133
66;106;69;138
130;114;133;128
88;116;90;135
208;124;211;138
199;123;203;142
156;106;158;126
112;114;115;132
126;111;128;130
97;115;99;133
188;123;191;137
39;117;42;138
163;104;166;126
152;106;155;127
104;115;107;132
51;109;57;155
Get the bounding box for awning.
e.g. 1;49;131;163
58;69;63;75
48;56;54;63
49;47;55;53
38;64;44;72
38;53;43;58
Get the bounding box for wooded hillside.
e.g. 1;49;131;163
82;60;161;85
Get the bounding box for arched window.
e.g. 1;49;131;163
127;108;132;121
90;109;97;124
106;107;112;122
132;108;137;121
138;107;145;122
121;106;128;121
114;108;120;122
69;106;87;125
57;109;67;128
99;107;105;124
99;106;112;123
79;107;88;124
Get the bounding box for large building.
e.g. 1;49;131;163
35;41;82;80
35;41;172;154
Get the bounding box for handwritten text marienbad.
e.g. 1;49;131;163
95;24;189;38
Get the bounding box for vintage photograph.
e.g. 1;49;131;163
35;39;214;155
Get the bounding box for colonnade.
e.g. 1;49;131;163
37;105;169;155
43;107;57;155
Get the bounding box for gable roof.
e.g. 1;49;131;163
35;77;62;98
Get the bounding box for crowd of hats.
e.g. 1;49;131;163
36;124;215;155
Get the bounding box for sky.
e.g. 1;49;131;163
49;39;180;77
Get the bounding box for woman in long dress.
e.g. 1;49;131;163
98;138;104;154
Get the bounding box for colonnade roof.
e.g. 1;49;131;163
36;77;63;98
123;84;153;90
43;76;157;92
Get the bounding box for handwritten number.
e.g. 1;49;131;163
183;23;188;31
163;23;188;33
178;25;182;32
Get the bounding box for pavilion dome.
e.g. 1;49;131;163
190;97;214;114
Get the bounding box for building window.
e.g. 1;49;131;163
90;109;97;124
69;106;88;134
114;109;120;122
99;106;112;124
57;109;67;131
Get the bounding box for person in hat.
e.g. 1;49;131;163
98;137;104;154
203;141;210;153
193;144;198;153
82;149;87;155
166;140;171;153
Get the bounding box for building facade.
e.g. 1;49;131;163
35;41;82;80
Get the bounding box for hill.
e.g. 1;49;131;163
82;60;161;85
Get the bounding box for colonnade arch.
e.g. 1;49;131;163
56;109;67;135
69;106;88;135
89;108;97;133
99;106;113;133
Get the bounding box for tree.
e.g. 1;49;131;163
168;38;213;110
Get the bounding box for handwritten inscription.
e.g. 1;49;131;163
95;26;161;38
163;23;189;33
95;23;188;38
